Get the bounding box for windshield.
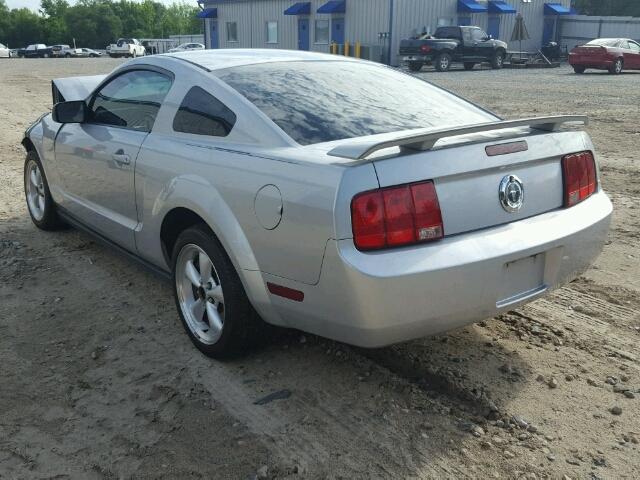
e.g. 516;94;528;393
586;39;620;47
216;61;496;146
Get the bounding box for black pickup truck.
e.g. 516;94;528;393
399;26;508;72
15;43;54;58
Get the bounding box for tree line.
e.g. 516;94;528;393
573;0;640;17
0;0;202;49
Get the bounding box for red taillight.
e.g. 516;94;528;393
562;151;597;207
351;181;443;251
420;44;431;53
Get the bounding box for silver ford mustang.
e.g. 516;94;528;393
22;50;612;358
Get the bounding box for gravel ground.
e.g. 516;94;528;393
0;58;639;480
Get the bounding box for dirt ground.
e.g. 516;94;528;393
0;58;638;480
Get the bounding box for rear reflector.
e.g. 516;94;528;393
267;282;304;302
420;44;432;53
562;151;597;207
351;180;443;251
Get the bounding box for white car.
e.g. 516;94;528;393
63;47;103;58
22;50;611;358
168;43;205;53
0;43;9;58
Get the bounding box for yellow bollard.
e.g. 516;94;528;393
345;41;350;57
355;42;361;59
331;42;337;55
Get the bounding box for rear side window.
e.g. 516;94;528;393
434;27;460;39
216;61;496;146
173;86;236;137
89;70;172;132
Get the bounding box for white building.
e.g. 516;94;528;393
197;0;573;65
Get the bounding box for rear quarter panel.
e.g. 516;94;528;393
132;60;363;287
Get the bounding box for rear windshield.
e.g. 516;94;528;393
216;61;496;146
586;39;620;47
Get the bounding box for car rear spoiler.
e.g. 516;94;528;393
51;74;106;104
327;115;589;161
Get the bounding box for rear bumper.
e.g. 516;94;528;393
263;191;612;347
569;56;613;68
401;55;433;63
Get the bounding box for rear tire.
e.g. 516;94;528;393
573;66;585;74
408;61;423;72
23;150;65;231
608;58;623;75
463;62;475;71
434;52;452;72
491;51;504;69
172;224;264;359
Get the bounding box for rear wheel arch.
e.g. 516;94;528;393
160;207;211;266
159;205;258;274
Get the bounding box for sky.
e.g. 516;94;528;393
6;0;186;10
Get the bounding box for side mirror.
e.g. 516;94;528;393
52;100;88;123
486;35;493;40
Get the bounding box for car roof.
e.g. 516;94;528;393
164;48;361;72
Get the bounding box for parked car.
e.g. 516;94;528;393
22;50;611;358
569;38;640;74
0;43;9;58
51;44;70;57
63;47;103;58
16;44;54;58
168;43;205;53
107;38;145;58
399;26;508;72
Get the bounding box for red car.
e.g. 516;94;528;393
569;38;640;74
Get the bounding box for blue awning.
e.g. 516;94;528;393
488;1;516;14
196;8;217;18
284;2;311;15
317;0;345;14
544;3;571;15
457;0;488;13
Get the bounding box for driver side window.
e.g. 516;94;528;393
471;29;486;42
88;70;172;132
630;42;640;53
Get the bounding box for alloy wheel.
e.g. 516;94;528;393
175;244;225;345
25;160;46;221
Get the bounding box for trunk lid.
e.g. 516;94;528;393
573;45;607;56
370;129;588;236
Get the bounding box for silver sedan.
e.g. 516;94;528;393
22;50;612;358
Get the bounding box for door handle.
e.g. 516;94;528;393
112;151;131;166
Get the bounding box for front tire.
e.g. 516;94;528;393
172;224;263;358
609;58;623;75
408;61;423;72
491;51;504;69
434;52;452;72
573;66;585;74
24;150;65;230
